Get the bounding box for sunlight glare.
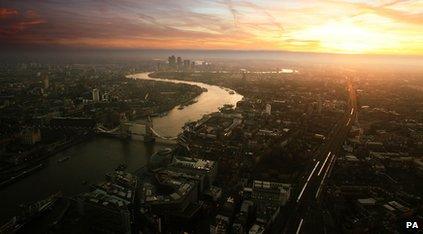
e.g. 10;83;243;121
292;21;397;54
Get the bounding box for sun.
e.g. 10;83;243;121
318;22;378;54
291;21;397;54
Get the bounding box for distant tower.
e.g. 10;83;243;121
168;55;176;68
43;74;49;89
240;69;247;86
265;103;272;115
317;98;322;114
176;57;183;70
183;59;190;71
92;88;100;102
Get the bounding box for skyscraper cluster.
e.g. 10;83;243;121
167;55;193;71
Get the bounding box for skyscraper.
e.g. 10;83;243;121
317;98;322;114
183;59;191;71
177;57;183;70
43;74;49;89
168;55;176;68
92;88;100;102
241;69;246;84
265;104;272;115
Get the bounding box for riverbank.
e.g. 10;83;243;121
0;133;94;189
128;72;243;137
149;71;243;95
0;72;204;189
0;72;243;223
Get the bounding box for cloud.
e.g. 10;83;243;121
223;0;240;27
0;0;422;55
358;4;423;25
332;0;423;25
0;8;45;36
238;1;284;32
0;8;18;18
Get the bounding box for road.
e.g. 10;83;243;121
282;79;357;234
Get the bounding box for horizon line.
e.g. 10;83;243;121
2;47;423;59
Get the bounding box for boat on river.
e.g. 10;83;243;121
57;156;70;163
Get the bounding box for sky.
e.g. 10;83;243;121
1;0;423;56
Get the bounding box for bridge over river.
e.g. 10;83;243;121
96;120;179;144
0;72;242;223
97;72;243;145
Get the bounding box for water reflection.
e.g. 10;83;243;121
129;72;243;137
0;72;243;221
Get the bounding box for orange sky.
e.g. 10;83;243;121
1;0;422;55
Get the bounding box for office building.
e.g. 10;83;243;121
168;55;176;68
177;57;183;70
43;74;49;89
92;88;100;102
265;104;271;115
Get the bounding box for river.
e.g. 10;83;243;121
0;72;243;222
129;73;243;137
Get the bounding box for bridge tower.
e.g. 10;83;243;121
144;117;155;142
120;122;131;139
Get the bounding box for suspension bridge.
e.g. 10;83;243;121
96;120;178;144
